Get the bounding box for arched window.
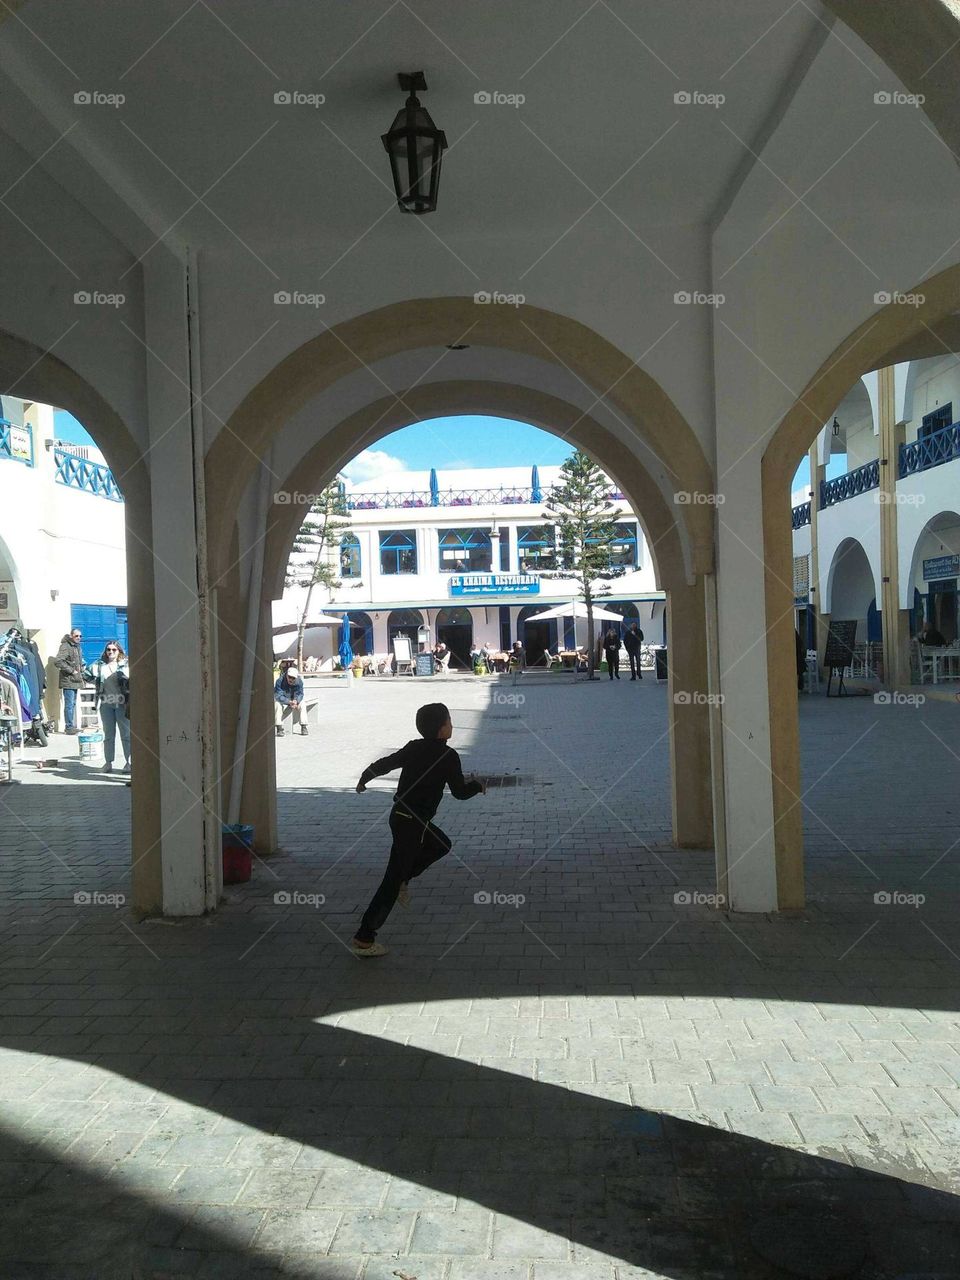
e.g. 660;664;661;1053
379;530;418;575
339;533;360;578
438;528;491;572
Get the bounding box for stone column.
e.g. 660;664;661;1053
666;578;713;848
808;444;830;671
878;366;909;686
141;249;219;916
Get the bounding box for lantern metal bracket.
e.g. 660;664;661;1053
398;71;427;94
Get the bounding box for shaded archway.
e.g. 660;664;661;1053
762;262;960;907
824;538;880;642
207;298;716;583
0;326;162;914
517;603;557;667
234;382;714;861
904;509;960;644
435;606;473;669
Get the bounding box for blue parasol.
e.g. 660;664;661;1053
531;464;542;503
429;467;439;506
338;613;353;669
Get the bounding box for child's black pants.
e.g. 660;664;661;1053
355;806;451;941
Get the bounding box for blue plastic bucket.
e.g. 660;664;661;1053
78;732;103;760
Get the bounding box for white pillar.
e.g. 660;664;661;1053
143;249;219;916
711;451;779;913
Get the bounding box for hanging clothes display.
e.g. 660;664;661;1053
0;627;45;721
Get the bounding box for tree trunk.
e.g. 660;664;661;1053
295;576;318;672
585;583;597;680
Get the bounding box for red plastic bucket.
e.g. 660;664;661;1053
222;823;254;884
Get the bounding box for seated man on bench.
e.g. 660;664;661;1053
275;665;308;737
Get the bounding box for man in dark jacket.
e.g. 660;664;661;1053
274;666;307;737
623;622;644;680
54;628;85;733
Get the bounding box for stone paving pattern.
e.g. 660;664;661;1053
1;673;959;1277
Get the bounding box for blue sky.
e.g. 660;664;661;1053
56;405;843;496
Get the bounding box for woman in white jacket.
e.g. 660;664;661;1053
86;640;130;774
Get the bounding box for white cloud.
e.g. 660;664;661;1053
342;449;406;485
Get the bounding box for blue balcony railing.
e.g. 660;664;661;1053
346;485;625;512
54;447;123;502
791;501;811;529
899;420;960;477
819;459;880;508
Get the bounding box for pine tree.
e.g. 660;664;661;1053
285;481;349;671
544;450;621;679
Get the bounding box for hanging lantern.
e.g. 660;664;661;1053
382;72;447;214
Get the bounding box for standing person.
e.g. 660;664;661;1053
54;627;86;734
275;666;307;736
603;627;621;680
86;640;130;774
623;622;644;680
352;702;485;956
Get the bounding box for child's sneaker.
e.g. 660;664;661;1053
351;939;388;957
397;882;411;908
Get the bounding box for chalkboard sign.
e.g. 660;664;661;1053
415;653;435;677
824;620;857;669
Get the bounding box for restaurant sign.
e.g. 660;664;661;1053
923;554;960;581
449;573;540;597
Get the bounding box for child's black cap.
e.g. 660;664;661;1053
416;702;450;738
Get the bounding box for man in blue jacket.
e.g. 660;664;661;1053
274;666;307;737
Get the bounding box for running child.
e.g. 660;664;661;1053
352;702;485;956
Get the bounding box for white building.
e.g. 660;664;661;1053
0;398;127;696
792;356;960;676
279;463;665;669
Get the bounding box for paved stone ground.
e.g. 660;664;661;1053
1;673;959;1278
